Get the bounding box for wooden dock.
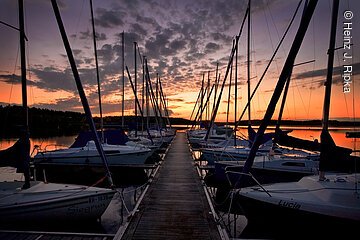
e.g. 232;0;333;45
116;131;225;240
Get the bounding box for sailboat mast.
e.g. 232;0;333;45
19;0;28;130
142;55;145;132
212;62;219;117
322;0;339;131
134;41;137;137
200;73;204;125
121;31;125;128
51;0;114;187
318;0;339;180
247;0;251;128
90;0;103;142
234;35;239;145
226;39;235;127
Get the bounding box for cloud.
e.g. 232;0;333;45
205;42;220;54
0;74;22;85
95;8;125;28
79;30;107;41
294;62;360;86
31;66;77;92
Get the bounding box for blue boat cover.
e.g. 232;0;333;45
70;129;129;148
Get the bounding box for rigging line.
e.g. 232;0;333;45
263;5;280;73
71;0;86;47
293;78;308;118
265;0;288;58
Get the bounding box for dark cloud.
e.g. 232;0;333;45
0;74;21;85
31;66;77;92
205;42;220;53
79;30;107;41
295;62;360;86
130;23;148;36
32;96;82;112
95;8;124;28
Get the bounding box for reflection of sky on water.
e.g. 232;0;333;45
236;127;360;153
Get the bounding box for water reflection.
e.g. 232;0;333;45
236;126;359;153
0;135;77;156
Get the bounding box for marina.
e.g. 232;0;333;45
0;0;359;239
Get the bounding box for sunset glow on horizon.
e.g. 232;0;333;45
0;0;359;122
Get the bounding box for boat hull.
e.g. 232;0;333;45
34;150;152;166
235;174;360;238
0;181;115;225
236;191;359;238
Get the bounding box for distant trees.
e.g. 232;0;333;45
0;105;192;138
0;105;86;137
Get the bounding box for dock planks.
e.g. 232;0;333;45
118;131;222;240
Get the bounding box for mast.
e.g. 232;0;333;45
200;73;205;126
90;0;103;142
121;31;125;128
19;0;28;131
247;0;252;131
212;62;219;117
319;0;339;180
226;39;235;127
19;0;30;189
134;41;137;137
142;55;145;133
234;35;239;145
241;0;318;175
322;0;338;131
51;0;114;187
207;71;210;121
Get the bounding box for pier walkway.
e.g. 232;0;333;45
117;131;223;240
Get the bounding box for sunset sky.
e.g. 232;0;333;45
0;0;359;122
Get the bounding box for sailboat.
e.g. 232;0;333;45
204;0;321;189
0;0;115;225
32;0;153;181
233;0;360;237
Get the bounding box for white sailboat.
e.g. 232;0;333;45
33;139;152;166
0;0;115;225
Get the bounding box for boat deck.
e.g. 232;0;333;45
116;131;223;239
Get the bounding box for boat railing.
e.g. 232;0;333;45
224;169;272;197
31;144;68;156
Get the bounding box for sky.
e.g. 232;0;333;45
0;0;359;122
